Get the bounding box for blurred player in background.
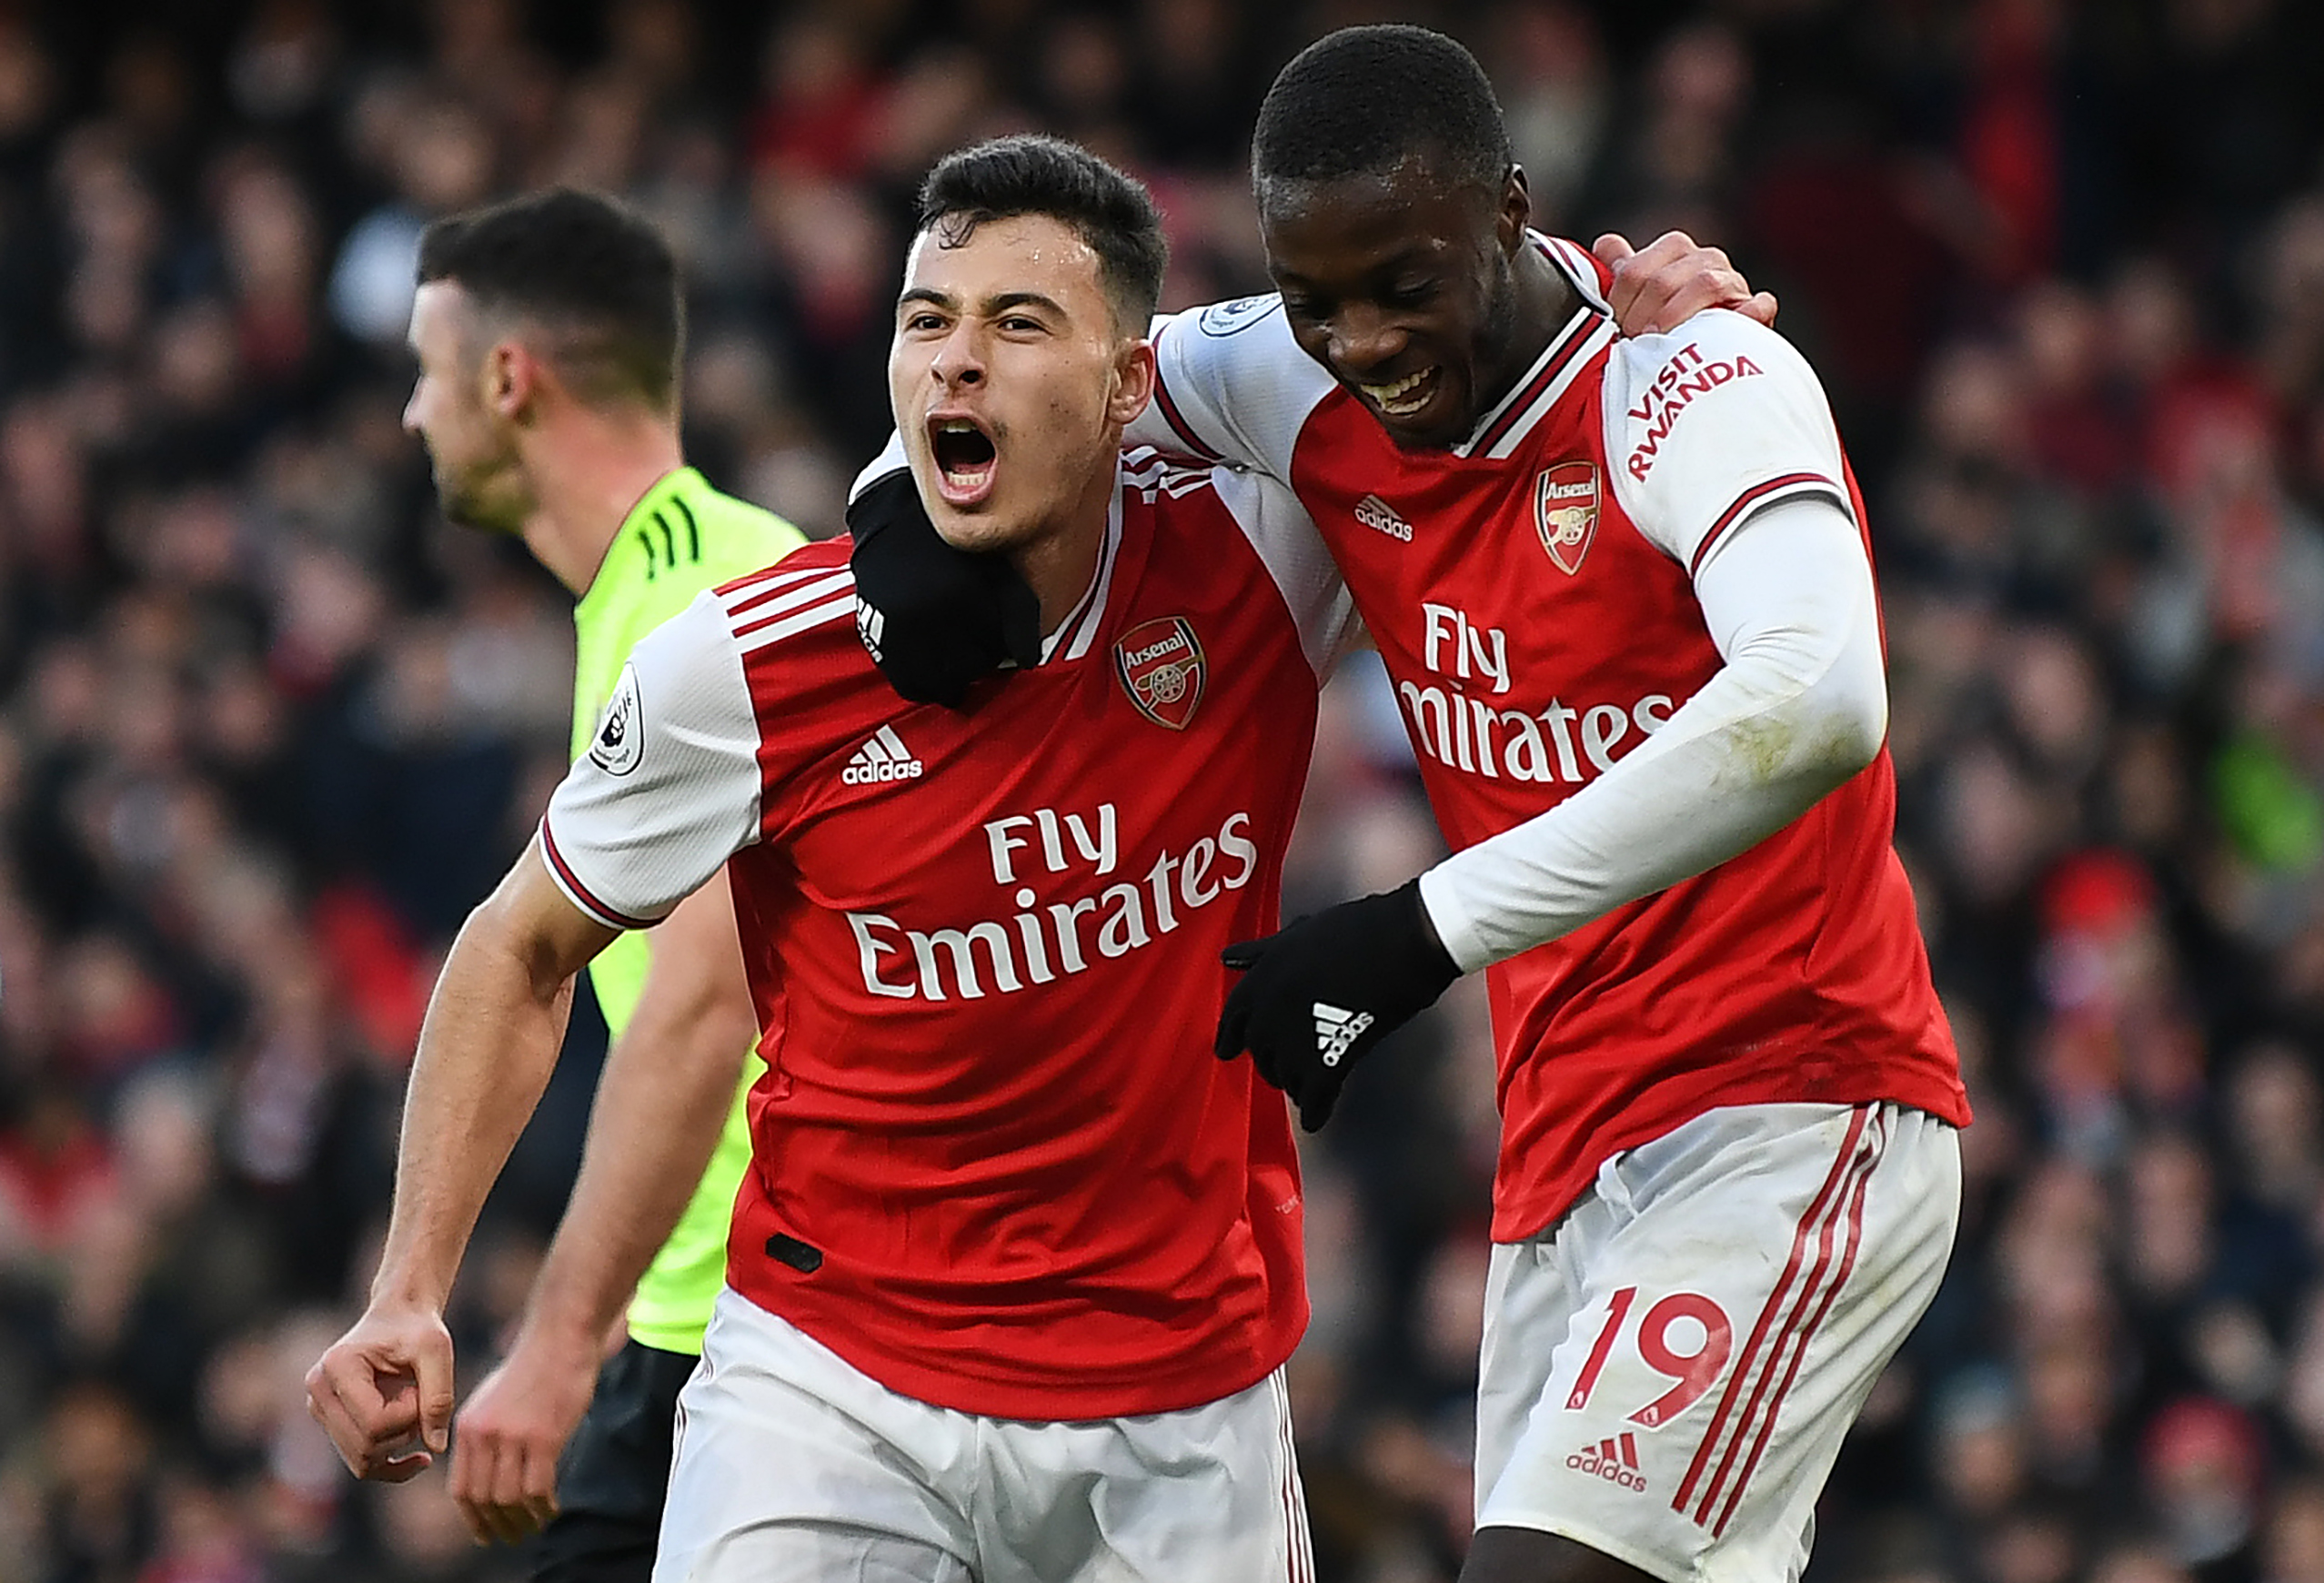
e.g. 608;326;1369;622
303;187;805;1581
851;25;1969;1583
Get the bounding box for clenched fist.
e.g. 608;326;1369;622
447;1324;606;1544
306;1300;457;1484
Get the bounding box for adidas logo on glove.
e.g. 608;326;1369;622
854;597;887;661
1312;1003;1373;1067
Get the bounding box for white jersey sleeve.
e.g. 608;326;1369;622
1129;298;1337;480
539;590;764;930
1604;309;1854;573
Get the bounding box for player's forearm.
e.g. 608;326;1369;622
1418;499;1886;972
373;906;577;1313
372;850;614;1314
518;933;755;1351
516;873;754;1350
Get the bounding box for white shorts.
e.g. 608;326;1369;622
652;1289;1313;1583
1475;1102;1960;1583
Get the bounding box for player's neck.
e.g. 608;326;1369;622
1010;452;1119;638
1476;247;1583;418
517;410;688;599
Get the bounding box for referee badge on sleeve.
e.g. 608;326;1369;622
589;661;645;777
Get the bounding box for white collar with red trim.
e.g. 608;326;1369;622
1037;474;1127;665
1445;235;1617;460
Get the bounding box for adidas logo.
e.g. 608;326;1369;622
854;597;886;660
842;725;924;785
1354;494;1412;541
1313;1003;1374;1067
1565;1433;1647;1493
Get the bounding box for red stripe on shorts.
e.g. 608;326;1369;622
1671;1105;1869;1519
1689;1120;1874;1527
1711;1117;1886;1534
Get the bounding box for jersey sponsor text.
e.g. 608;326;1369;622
1409;602;1670;783
847;807;1260;1003
1624;341;1766;482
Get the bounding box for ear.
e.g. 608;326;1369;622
1496;165;1533;257
1108;335;1157;429
480;337;544;424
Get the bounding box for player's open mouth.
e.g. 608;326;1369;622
930;416;998;507
1358;367;1440;420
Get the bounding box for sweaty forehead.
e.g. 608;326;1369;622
903;215;1107;314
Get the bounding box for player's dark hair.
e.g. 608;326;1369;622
417;187;682;409
1253;25;1513;195
915;136;1167;331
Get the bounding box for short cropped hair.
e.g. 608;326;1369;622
915;136;1168;332
417;187;682;409
1253;25;1512;193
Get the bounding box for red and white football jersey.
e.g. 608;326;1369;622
538;455;1358;1420
1134;237;1969;1244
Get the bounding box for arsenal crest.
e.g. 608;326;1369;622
1114;617;1206;731
1535;461;1599;577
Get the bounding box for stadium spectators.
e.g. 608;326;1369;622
0;2;2320;1579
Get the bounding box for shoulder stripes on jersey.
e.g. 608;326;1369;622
719;565;857;654
1041;485;1126;665
1120;447;1208;497
725;571;855;637
1687;474;1853;577
1456;303;1614;460
724;561;849;617
540;818;660;931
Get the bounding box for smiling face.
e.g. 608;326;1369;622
889;212;1153;557
1259;159;1529;450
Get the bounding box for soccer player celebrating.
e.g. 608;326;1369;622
305;189;805;1577
854;26;1971;1583
313;137;1356;1579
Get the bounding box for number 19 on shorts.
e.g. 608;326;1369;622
1566;1286;1735;1429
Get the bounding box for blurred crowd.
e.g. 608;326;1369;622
0;1;2321;1580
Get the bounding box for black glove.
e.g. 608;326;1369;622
847;468;1040;708
1213;879;1463;1132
